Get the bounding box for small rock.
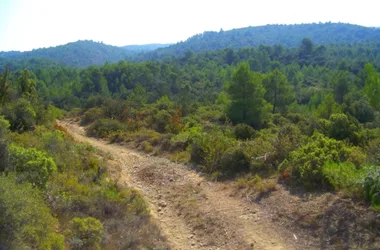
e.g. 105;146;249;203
191;242;195;246
169;178;174;182
158;201;167;208
251;209;258;214
157;208;162;212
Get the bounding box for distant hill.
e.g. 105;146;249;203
147;23;380;59
2;23;380;69
122;43;172;52
0;40;135;68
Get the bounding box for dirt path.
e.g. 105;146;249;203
59;120;312;250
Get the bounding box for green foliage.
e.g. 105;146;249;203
0;40;135;68
8;144;57;188
316;93;341;119
0;175;64;250
227;62;271;128
0;116;9;171
66;217;104;250
81;107;103;125
190;129;236;175
328;113;360;142
272;123;303;166
364;170;380;209
322;162;362;194
363;63;380;110
2;98;36;132
0;115;10;135
87;119;127;138
233;123;256;140
219;146;251;177
17;70;37;100
143;23;380;58
240;137;275;173
367;138;380;165
263;68;294;113
343;91;374;123
280;132;351;189
153;109;172;133
141;141;153;153
0;68;11;104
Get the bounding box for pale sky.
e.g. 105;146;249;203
0;0;379;51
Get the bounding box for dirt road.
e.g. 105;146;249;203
59;120;311;250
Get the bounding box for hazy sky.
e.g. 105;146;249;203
1;0;379;51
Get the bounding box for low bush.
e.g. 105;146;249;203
8;144;57;188
364;169;380;209
141;141;153;153
0;175;64;249
279;132;351;189
220;146;251;177
190;129;236;175
169;150;191;163
241;138;275;173
233;123;256;140
235;174;277;197
367;138;380;165
66;217;104;250
87;119;127;138
81;107;104;125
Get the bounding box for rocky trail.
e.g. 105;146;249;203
59;120;313;250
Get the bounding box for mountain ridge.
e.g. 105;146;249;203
2;23;380;68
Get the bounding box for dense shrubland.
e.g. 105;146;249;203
19;39;380;207
0;70;167;249
24;39;380;208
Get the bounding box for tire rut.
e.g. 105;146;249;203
59;120;305;250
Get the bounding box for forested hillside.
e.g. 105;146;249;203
146;23;380;59
0;40;137;68
2;23;380;69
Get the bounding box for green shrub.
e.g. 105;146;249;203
81;107;104;125
2;98;36;132
8;144;57;188
66;217;104;250
141;141;153;153
190;129;236;174
169;150;190;163
328;113;360;143
87;119;127;138
152;109;172;133
348;146;367;168
241;138;275;172
279;132;351;189
364;169;380;209
220;146;251;177
0;175;64;249
367;138;380;165
110;129;161;146
272;124;302;166
233;123;256;140
322;162;362;194
0;116;9;171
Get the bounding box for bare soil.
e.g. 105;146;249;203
58;119;380;250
